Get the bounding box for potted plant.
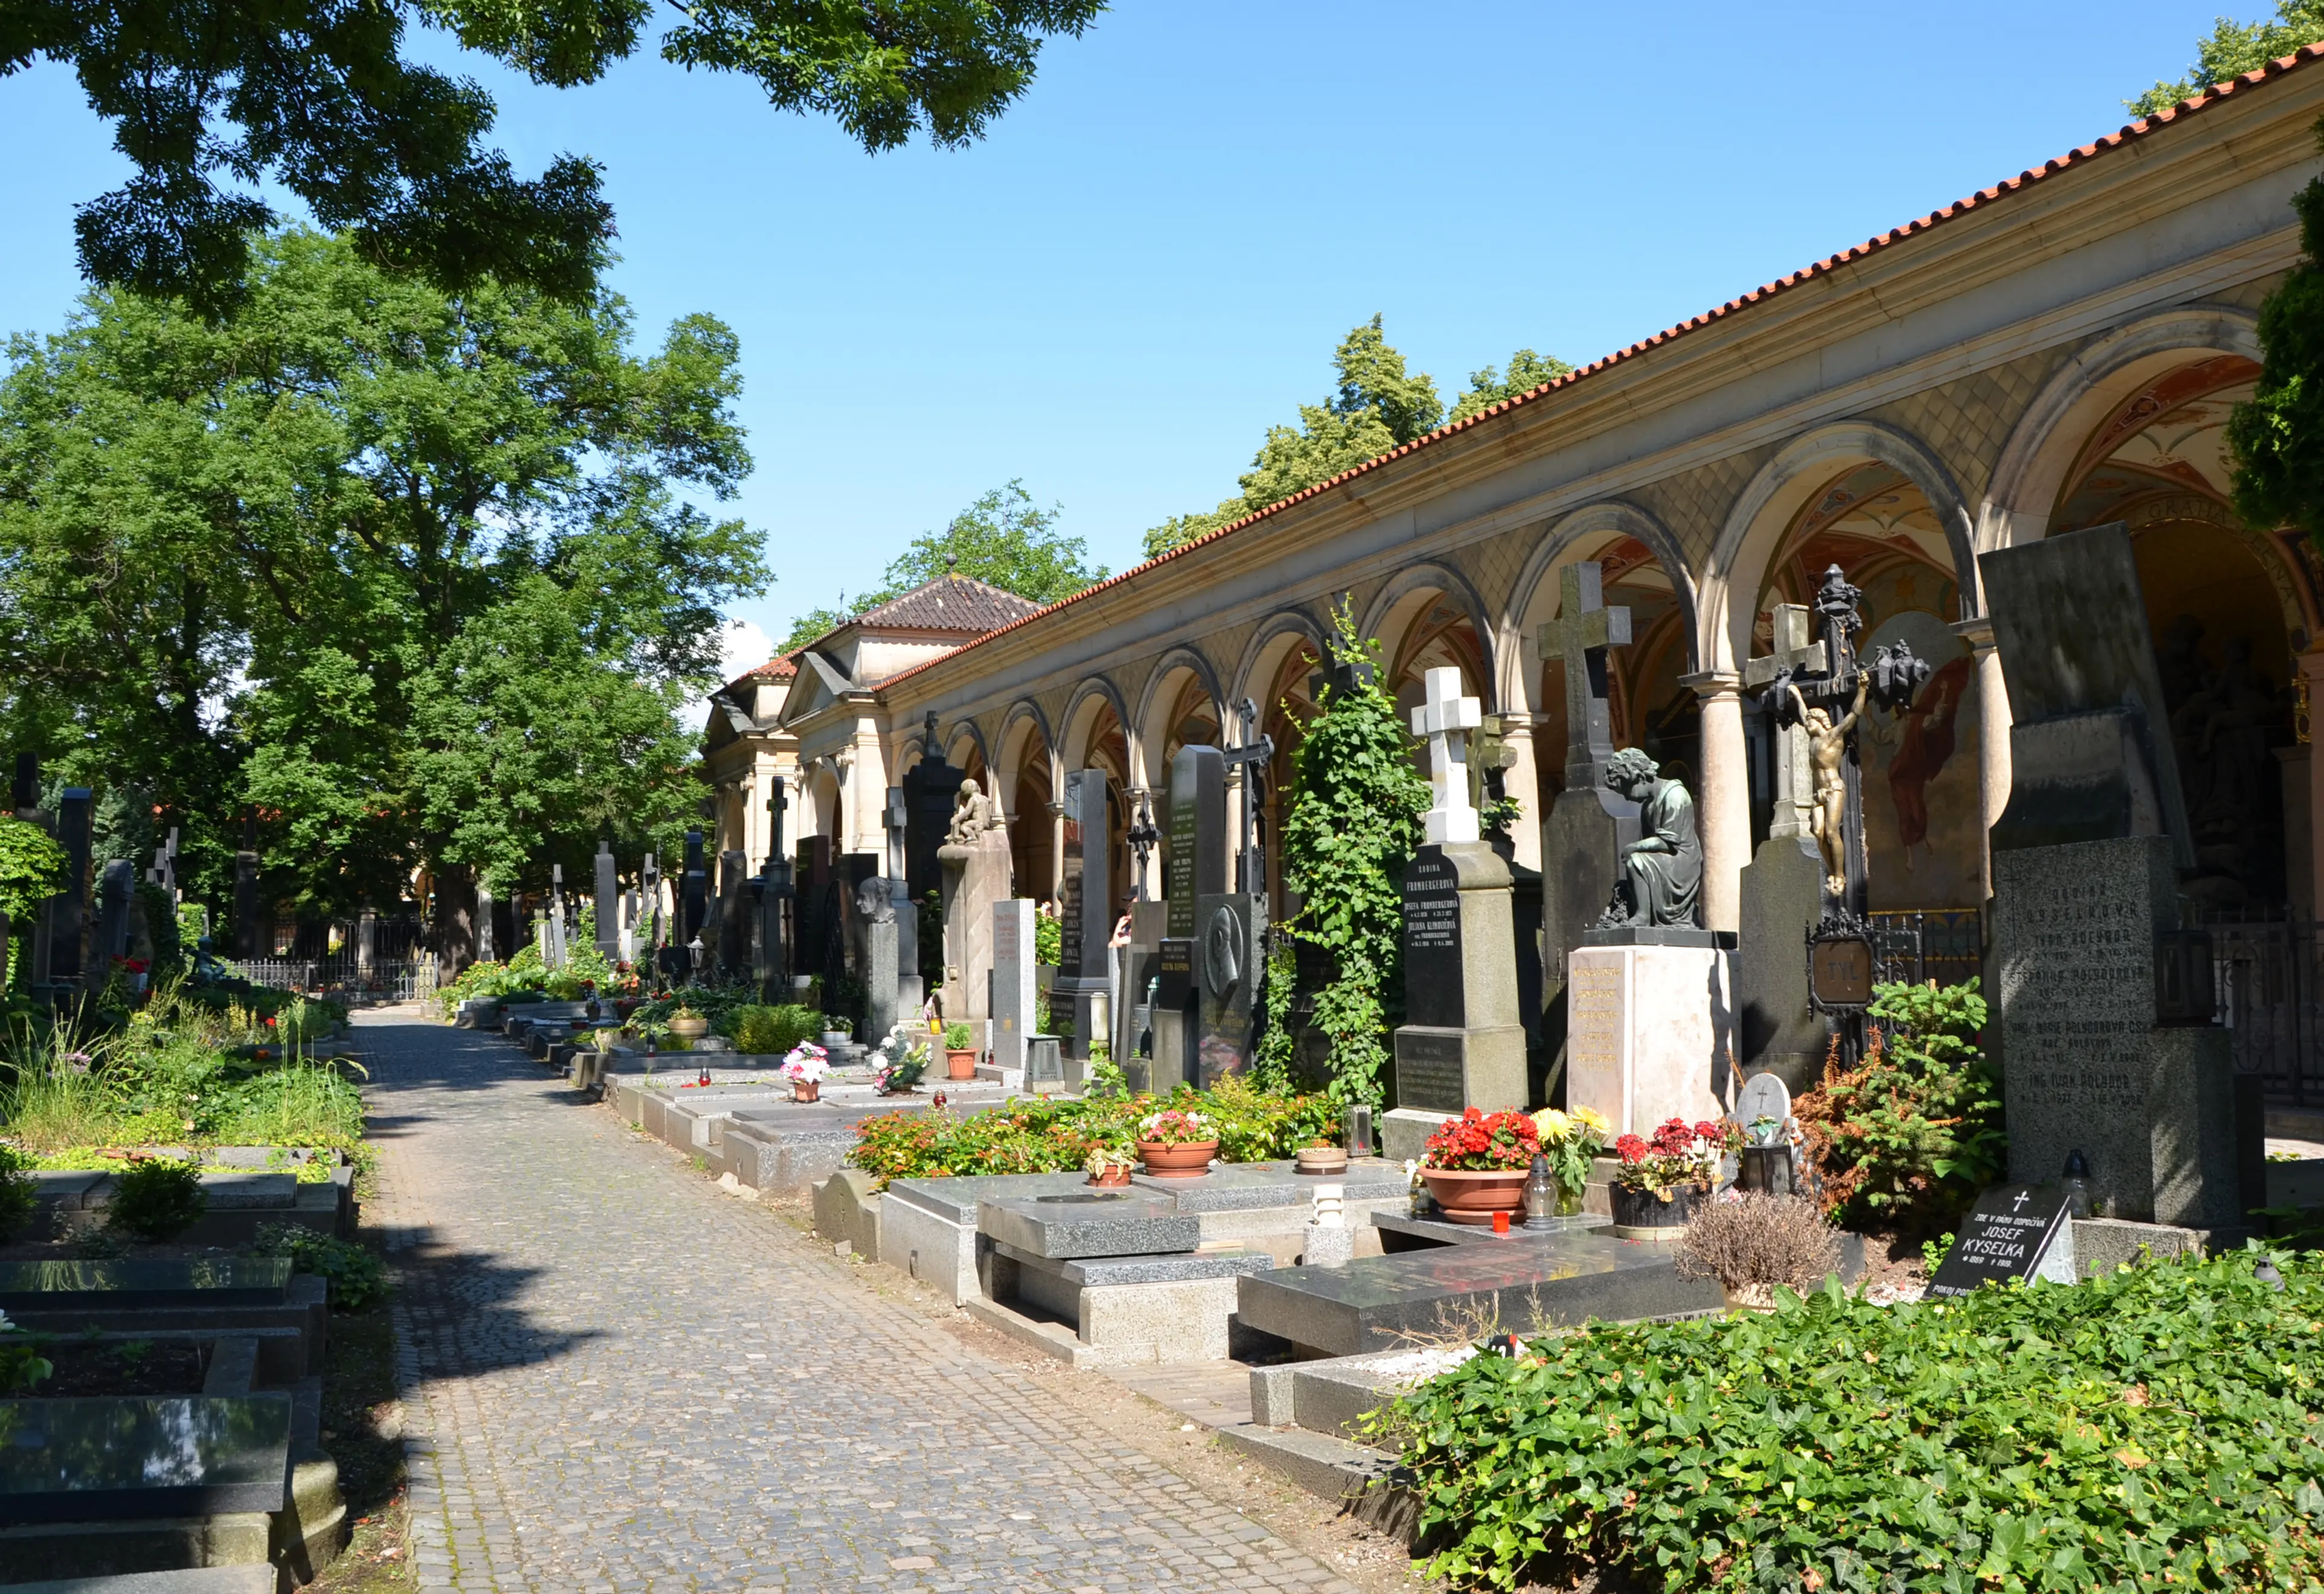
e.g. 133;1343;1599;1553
821;1015;853;1049
1134;1108;1219;1178
873;1039;927;1096
780;1042;829;1104
1418;1108;1541;1224
1084;1143;1135;1188
667;1005;709;1050
943;1020;977;1080
1609;1117;1736;1231
1531;1105;1612;1215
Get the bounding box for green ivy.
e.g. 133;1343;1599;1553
0;816;67;926
1252;934;1298;1092
2231;116;2324;544
1277;599;1428;1107
1380;1250;2324;1593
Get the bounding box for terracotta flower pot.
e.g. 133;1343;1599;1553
1295;1146;1350;1176
1420;1166;1531;1225
1137;1139;1219;1178
947;1047;979;1080
790;1079;820;1104
1088;1164;1132;1188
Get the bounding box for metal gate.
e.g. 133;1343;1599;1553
2204;917;2324;1108
232;956;439;1006
1867;909;1985;991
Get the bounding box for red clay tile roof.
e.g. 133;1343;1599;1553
746;656;797;679
879;43;2324;694
853;574;1043;634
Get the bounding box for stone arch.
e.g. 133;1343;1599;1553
1500;500;1699;714
942;717;992;784
1228;608;1330;717
1359;562;1502;710
1134;648;1227;788
1059;676;1134;775
994;700;1057;900
1983;306;2263;548
1703;419;1980;673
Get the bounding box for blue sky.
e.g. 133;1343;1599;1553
0;1;2230;677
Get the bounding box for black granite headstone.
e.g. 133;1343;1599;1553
903;744;968;902
680;828;708;952
1400;846;1463;1029
1165;745;1226;940
1054;768;1111;1060
48;788;93;981
1926;1184;2073;1296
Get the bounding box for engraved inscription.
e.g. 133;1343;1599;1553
1566;960;1624;1128
2001;873;2146;1112
1395;1029;1467;1114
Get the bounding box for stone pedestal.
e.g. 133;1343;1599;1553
1994;835;2239;1227
1735;832;1828;1093
939;827;1011;1023
861;895;899;1046
1565;930;1737;1138
1382;843;1528;1164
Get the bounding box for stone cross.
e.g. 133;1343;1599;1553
1741;603;1827;840
1221;697;1275;894
1535;563;1632;788
766;776;789;869
1410;667;1482;846
1126;788;1159;901
885;785;909;882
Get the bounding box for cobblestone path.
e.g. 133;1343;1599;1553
358;1011;1354;1594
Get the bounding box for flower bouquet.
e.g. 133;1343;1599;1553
1418;1108;1540;1223
1531;1105;1611;1214
780;1042;830;1103
873;1040;927;1096
1609;1116;1737;1229
1134;1107;1218;1178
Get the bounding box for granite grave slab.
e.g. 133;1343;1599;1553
977;1190;1200;1259
0;1396;292;1524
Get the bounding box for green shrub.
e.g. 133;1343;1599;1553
0;1145;36;1238
731;1004;821;1055
0;1311;52;1394
105;1156;206;1239
1796;978;2003;1230
1381;1250;2324;1593
254;1221;389;1310
849;1078;1336;1186
943;1021;973;1051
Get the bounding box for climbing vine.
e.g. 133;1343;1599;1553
0;817;67;926
1278;599;1429;1107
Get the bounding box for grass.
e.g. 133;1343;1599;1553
307;1234;414;1593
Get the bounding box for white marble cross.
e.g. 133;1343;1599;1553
1410;665;1482;845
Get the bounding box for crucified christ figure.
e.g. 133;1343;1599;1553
1790;674;1868;898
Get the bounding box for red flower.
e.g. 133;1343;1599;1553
1615;1133;1648;1164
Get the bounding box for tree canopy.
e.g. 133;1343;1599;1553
0;229;767;940
2230;120;2324;544
1141;318;1571;558
4;0;1106;315
777;479;1103;650
2129;0;2324;114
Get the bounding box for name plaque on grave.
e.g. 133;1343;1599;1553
1927;1184;2073;1296
1394;1029;1467;1115
1059;809;1084;969
2001;873;2147;1117
1167;797;1198;939
1401;846;1464;1028
1809;934;1875;1009
1157;937;1192;1005
1567;961;1621;1107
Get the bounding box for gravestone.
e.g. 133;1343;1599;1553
680;829;709;951
1567;751;1736;1137
1196;707;1273;1086
1118;897;1166;1088
902;714;968;901
857;872;899;1043
1926;1184;2076;1295
939;777;1012;1024
1980;522;2238;1230
49;787;93;981
757;779;793;998
883;786;922;1019
474;879;496;964
594;841;620;960
1052;768;1112;1064
93;858;135;968
1383;670;1528;1164
992;897;1037;1078
712;848;747;974
1736;602;1832;1091
1157;745;1226;1093
1537;564;1641;1102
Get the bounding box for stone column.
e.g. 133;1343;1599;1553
1498;719;1544;872
1682;670;1748;934
1955;616;2012;902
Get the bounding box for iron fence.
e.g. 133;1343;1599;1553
2201;915;2324;1109
1867;909;1985;991
232;956;438;1006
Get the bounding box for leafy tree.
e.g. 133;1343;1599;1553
778;479;1103;650
5;0;1106;314
1446;347;1574;424
1143;320;1568;558
2129;0;2324;115
0;229;766;952
1273;600;1430;1108
2230;119;2324;542
0;815;67;924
